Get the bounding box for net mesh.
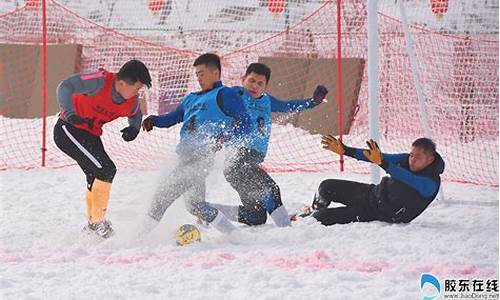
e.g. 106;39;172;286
0;0;498;187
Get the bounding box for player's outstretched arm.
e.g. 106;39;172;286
142;102;185;132
270;85;328;113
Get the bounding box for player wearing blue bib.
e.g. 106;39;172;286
210;63;328;227
138;53;252;236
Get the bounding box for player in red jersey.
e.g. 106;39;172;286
53;60;151;239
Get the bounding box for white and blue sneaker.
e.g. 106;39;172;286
82;220;115;239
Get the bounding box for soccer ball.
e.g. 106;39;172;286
174;224;201;246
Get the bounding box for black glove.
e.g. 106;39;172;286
120;126;139;142
142;116;156;132
67;114;93;127
312;85;329;103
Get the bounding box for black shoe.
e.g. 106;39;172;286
83;220;115;239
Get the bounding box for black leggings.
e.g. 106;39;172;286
312;179;376;226
53;119;116;189
224;149;282;226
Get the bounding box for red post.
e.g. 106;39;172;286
336;0;344;171
41;0;47;167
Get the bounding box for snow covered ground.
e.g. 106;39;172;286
0;154;498;299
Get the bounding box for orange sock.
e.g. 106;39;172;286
85;189;93;222
89;179;112;224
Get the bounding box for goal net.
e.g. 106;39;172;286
0;0;498;187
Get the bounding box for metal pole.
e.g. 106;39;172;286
337;0;344;172
398;0;445;201
398;0;431;137
41;0;47;167
367;0;380;183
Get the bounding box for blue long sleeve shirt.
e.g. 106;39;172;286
153;81;251;155
232;86;320;161
350;148;439;198
154;82;250;130
269;95;319;113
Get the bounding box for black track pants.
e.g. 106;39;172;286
224;149;282;226
53;119;116;189
311;179;376;226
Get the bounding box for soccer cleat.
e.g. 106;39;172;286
82;220;115;239
289;205;314;222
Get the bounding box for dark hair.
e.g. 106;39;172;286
412;137;436;156
245;63;271;83
116;60;152;88
193;53;221;72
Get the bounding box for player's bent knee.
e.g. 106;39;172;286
318;179;335;195
95;163;117;182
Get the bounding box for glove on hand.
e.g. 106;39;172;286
321;134;345;155
362;139;383;165
142;116;156;132
120;126;139;142
312;85;328;103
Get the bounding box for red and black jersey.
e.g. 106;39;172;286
72;71;138;136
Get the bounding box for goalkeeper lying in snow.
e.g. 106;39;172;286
302;136;445;226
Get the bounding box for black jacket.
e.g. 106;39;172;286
369;152;445;223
